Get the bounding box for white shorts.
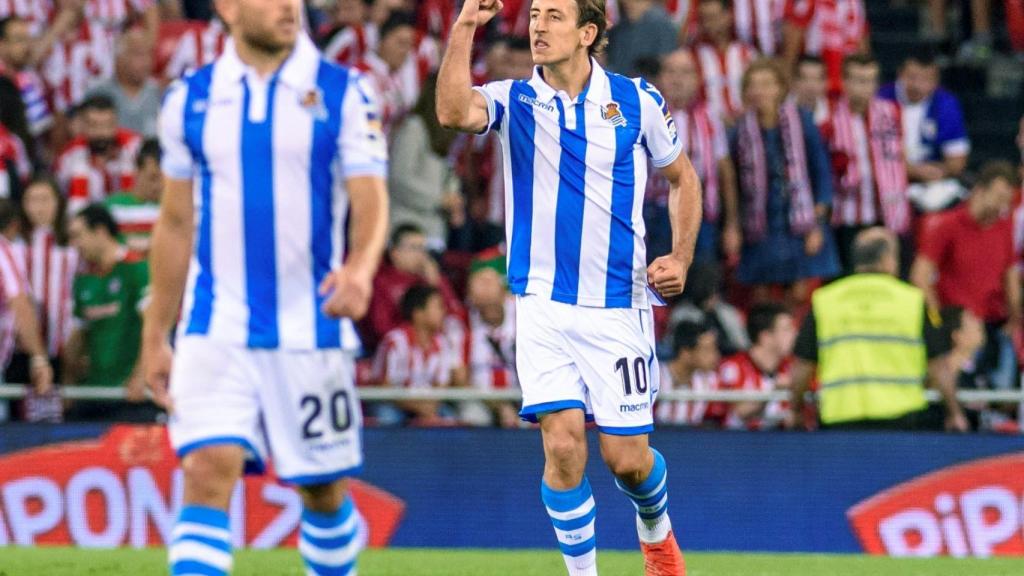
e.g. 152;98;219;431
168;336;363;485
515;295;660;435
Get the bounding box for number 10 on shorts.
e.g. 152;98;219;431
615;357;648;396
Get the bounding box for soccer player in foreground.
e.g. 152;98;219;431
437;1;702;574
141;0;389;574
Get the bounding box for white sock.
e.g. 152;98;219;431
567;548;598;576
637;512;672;544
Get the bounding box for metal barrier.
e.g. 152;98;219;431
1;384;1023;403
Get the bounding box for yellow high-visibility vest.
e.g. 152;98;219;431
812;273;929;424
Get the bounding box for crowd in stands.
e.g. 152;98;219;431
0;0;1021;433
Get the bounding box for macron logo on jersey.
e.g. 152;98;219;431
517;93;554;112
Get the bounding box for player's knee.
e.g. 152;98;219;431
544;434;585;470
298;480;348;513
602;448;648;481
181;445;244;507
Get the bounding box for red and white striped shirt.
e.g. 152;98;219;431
41;20;114;114
11;228;77;357
693;41;757;123
718;352;792;430
0;122;31;199
83;0;153;36
0;0;51;37
0;236;28;369
784;0;868;92
354;46;435;137
162;19;227;80
656;366;719;426
465;297;517;390
55;128;141;213
371;324;453;389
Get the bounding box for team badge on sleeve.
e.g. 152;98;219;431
602;102;627;128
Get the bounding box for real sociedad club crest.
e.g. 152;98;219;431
602;101;627;128
300;87;328;121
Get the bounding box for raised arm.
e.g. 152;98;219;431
436;0;503;133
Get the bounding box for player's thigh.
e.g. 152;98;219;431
515;295;591;422
168;336;268;471
255;349;363;485
569;307;659;435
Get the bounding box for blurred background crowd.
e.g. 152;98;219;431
0;0;1022;432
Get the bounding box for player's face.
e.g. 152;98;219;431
0;20;32;69
744;69;784;115
843;64;879;107
692;331;721;372
529;0;595;67
22;182;59;230
378;25;415;72
899;61;938;104
218;0;301;56
697;0;731;42
793;63;826;103
658;51;699;107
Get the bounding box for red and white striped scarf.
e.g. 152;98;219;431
737;102;817;242
826;97;909;233
733;0;783;55
12;229;78;357
683;105;722;223
694;42;756;121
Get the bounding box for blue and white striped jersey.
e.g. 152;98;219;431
159;35;387;350
474;60;681;309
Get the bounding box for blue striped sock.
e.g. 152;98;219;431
615;447;672;543
541;476;597;576
300;498;361;576
169;505;232;576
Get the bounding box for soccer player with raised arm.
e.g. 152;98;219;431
141;0;388;574
437;1;702;574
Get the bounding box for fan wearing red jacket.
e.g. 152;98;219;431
717;303;797;429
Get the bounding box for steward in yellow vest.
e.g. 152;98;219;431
790;228;969;431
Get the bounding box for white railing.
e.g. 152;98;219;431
1;384;1023;403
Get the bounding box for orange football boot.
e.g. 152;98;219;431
640;530;686;576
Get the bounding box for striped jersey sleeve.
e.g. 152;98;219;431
158;80;193;180
339;72;388;178
472;80;513;134
636;79;682;168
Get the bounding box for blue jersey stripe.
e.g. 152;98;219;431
183;65;215;336
605;73;641;307
552;97;587;305
507;82;536;294
240;79;280;348
310;64;347;348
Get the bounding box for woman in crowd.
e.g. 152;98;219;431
731;58;839;306
8;176;77;383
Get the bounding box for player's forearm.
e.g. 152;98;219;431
668;160;703;265
143;212;192;342
345;177;389;280
436;20;478;130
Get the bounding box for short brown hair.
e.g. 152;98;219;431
842;52;879;77
575;0;608;57
975;160;1020;189
741;58;789;96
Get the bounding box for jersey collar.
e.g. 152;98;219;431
215;34;320;91
528;57;608;106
